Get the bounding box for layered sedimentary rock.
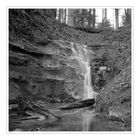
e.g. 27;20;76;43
9;9;101;103
9;39;94;103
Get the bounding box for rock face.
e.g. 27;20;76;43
9;39;91;103
94;27;131;129
9;9;101;103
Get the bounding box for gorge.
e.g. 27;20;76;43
9;9;131;131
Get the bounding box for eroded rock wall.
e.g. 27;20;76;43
93;27;131;129
9;40;88;103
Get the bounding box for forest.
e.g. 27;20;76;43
9;8;131;131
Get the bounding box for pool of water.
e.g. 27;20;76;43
10;107;128;131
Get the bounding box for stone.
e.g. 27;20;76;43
9;39;88;102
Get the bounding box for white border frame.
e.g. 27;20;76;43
6;6;134;135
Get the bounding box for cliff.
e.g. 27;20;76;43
9;9;101;103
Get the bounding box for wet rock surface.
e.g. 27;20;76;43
9;40;85;102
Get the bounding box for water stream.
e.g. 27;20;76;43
71;42;98;131
71;42;97;99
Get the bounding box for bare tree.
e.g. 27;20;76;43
115;9;119;29
123;9;131;26
102;9;107;23
87;9;96;28
58;9;63;22
92;9;96;28
67;9;74;26
79;9;86;27
63;9;67;24
87;9;92;28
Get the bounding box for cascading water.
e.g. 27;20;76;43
71;42;97;99
71;42;98;131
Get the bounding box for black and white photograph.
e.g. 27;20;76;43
7;7;133;132
8;8;132;132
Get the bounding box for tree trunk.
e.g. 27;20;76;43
59;98;95;110
81;9;86;28
67;9;74;26
115;9;119;29
124;9;131;25
87;9;92;28
102;8;107;23
63;9;67;24
58;9;63;22
92;9;96;28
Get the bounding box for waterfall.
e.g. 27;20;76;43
70;42;97;131
71;42;97;99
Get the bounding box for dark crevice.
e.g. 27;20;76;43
9;61;28;66
121;97;131;104
74;27;103;33
10;77;27;84
36;40;52;46
9;57;28;66
9;44;44;58
88;44;105;48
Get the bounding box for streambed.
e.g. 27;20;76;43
10;105;128;131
